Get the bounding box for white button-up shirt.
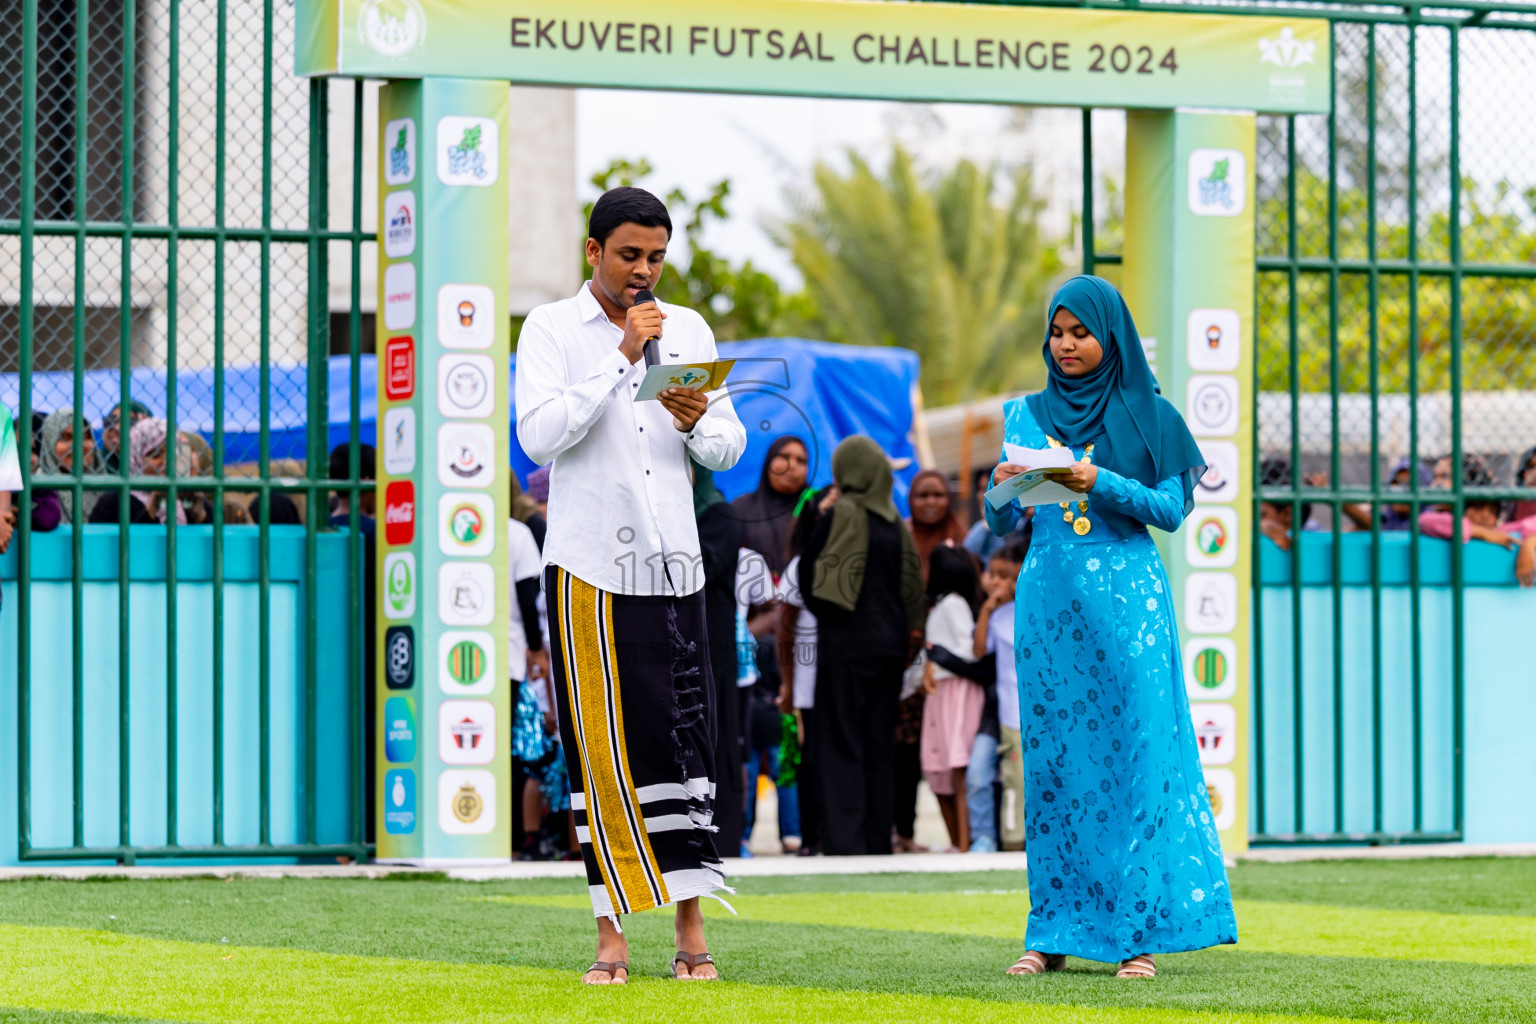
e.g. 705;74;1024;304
515;282;746;597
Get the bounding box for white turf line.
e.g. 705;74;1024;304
2;843;1535;881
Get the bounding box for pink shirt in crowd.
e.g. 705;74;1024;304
1418;510;1536;542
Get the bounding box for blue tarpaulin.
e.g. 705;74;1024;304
3;338;922;508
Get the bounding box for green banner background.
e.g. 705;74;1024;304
301;0;1330;114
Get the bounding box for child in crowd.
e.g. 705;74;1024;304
972;540;1028;852
917;544;984;852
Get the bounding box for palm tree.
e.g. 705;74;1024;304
778;146;1065;406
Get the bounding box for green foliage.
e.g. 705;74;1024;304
580;159;816;342
1257;172;1536;393
778;147;1066;407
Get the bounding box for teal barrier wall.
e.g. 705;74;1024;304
4;528;1531;858
1256;533;1536;844
0;526;361;865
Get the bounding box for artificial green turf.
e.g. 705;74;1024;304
0;859;1530;1024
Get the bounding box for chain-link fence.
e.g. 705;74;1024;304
2;0;373;862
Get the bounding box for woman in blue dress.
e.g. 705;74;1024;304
987;276;1237;979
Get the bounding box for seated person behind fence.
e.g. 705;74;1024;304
1258;456;1312;552
38;408;107;523
1418;452;1536;586
88;420;208;525
100;401;152;474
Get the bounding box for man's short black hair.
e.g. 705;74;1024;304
329;442;375;483
588;187;672;245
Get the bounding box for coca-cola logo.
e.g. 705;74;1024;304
384;480;416;545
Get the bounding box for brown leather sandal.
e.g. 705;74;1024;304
1117;954;1156;979
671;950;718;981
583;960;628;985
1006;951;1066;975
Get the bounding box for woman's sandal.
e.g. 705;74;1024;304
583;960;628;985
1006;951;1066;975
1117;954;1156;979
670;950;718;981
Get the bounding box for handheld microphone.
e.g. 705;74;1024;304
632;287;661;368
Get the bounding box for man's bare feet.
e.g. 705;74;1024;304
672;897;718;980
583;916;629;985
893;835;928;853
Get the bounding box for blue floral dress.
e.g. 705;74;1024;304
986;399;1237;962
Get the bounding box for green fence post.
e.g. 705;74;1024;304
117;0;140;865
16;0;38;863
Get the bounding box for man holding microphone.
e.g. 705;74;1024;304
515;187;746;984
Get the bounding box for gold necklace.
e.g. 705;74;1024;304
1045;436;1094;536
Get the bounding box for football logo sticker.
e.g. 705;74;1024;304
439;630;495;694
1184;571;1239;634
439;492;496;556
1183;505;1239;569
382;552;416;620
438;699;497;766
1192;703;1237;766
1184;636;1238;701
1195;440;1241;504
437;284;495;349
437;354;495;419
438;769;496;834
437;423;495;488
1186;308;1241;373
439;562;494;626
1186;375;1241;437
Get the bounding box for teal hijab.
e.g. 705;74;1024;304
1025;275;1206;537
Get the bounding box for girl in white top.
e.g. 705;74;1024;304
918;544;985;852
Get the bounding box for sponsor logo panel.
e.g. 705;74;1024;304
437;284;495;349
1184;506;1240;570
384;625;415;689
1186;307;1241;373
382;263;416;331
382;552;417;620
382;406;416;475
439;561;495;626
383;480;416;545
382;117;416;185
436;116;499;187
383;768;416;834
438;768;496;834
1192;703;1238;766
437;354;496;419
438;699;497;766
439;630;495;695
437;423;495;489
1188;148;1247;217
1183;636;1238;701
1184;571;1239;634
438;492;496;557
383;696;417;763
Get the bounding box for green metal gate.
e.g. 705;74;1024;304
6;0;1536;860
4;0;373;862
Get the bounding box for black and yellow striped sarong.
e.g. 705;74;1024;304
546;565;729;919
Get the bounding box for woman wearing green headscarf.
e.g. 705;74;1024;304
36;408;107;523
987;276;1236;980
798;435;925;856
